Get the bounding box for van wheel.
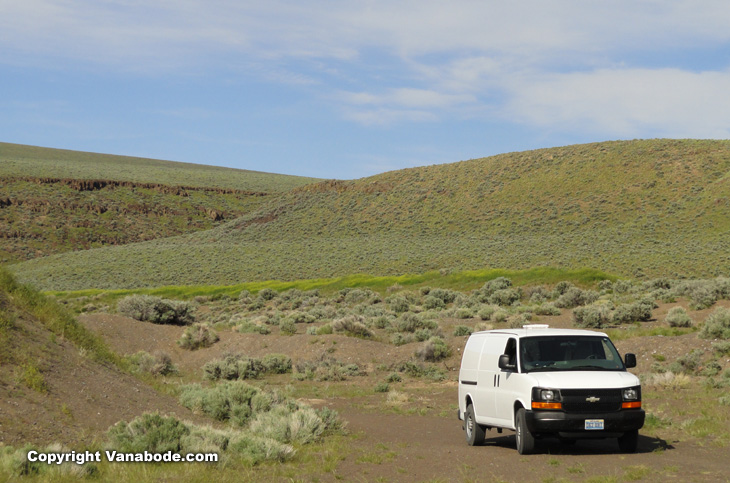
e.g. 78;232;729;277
515;408;535;455
464;404;485;446
618;430;638;453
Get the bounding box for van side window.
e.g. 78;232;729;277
504;338;517;367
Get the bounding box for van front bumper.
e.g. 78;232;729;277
525;409;645;436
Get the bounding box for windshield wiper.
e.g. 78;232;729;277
571;365;607;371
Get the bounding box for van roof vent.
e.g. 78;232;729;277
523;324;550;329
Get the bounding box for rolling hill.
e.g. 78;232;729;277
0;268;200;446
9;139;730;291
0;142;321;263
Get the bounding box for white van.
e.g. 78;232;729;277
457;325;644;454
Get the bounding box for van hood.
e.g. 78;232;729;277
528;371;640;389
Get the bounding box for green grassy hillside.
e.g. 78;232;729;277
11;139;730;290
0;142;320;192
0;143;322;263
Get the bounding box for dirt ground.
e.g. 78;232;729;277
3;296;728;481
71;303;730;483
0;312;207;448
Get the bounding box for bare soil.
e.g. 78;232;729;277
3;299;729;481
0;312;207;447
75;301;730;482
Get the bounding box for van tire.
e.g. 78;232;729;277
515;408;535;454
618;430;638;453
464;404;485;446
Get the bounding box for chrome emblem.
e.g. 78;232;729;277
586;396;601;403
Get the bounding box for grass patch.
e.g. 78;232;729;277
18;362;48;393
0;267;122;367
48;267;616;303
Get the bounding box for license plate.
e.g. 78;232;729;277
585;419;604;430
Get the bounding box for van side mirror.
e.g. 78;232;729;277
624;353;637;368
498;354;515;371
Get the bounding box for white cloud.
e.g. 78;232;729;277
3;0;730;137
506;68;730;138
4;1;730;68
341;107;438;127
340;88;474;109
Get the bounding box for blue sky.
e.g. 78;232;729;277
2;1;730;180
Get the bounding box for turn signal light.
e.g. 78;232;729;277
532;402;562;410
622;401;642;409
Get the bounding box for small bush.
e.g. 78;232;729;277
108;413;189;453
667;349;703;375
396;312;437;332
126;350;177;376
612;301;653;324
572;304;612;328
332;315;373;338
391;333;414;346
374;382;390;393
534;303;561;316
386;372;402;383
613;280;632;294
455;307;474;319
453;325;472;336
493;309;508;323
262;354;293;374
665;307;693;328
429;288;458;304
713;341;730;355
477;305;496;320
689;284;717;310
474;322;493;331
415;337;451;362
489;288;521;307
699;307;730;339
19;363;47;393
203;353;265;381
288;311;316;324
597;280;614;291
179;381;261;424
423;296;445;310
555;287;598;309
386;295;410;313
279;319;297;335
477;278;513;300
553;281;573;295
414;328;433;342
235;321;271;335
178;323;219;350
258;288;278;300
372;315;392;329
394;361;446;381
293;356;363;382
118;295;195;325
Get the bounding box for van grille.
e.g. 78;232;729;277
560;388;622;413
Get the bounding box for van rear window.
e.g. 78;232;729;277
519;336;624;372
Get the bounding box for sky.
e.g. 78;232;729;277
2;1;730;180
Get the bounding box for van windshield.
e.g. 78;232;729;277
519;336;625;373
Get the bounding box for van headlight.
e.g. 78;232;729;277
531;387;562;410
621;386;642;409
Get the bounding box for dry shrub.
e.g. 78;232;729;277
178;323;219;350
642;372;692;390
